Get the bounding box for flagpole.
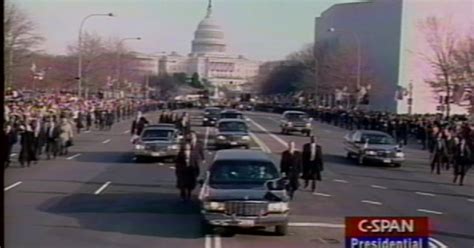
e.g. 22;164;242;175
408;81;413;115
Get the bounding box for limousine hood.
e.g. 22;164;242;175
206;185;288;202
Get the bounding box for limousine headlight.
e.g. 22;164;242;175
364;150;377;156
268;202;289;212
135;144;145;150
217;135;226;140
203;117;209;121
305;123;311;128
241;135;250;140
203;201;225;211
395;152;405;158
168;144;179;150
287;122;293;127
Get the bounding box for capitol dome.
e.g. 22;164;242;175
191;0;226;54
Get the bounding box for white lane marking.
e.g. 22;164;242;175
208;151;212;155
66;153;82;160
84;130;91;133
333;179;349;183
289;222;345;228
214;235;222;248
313;192;332;197
123;130;130;134
415;192;436;197
323;130;332;133
10;153;17;157
249;131;271;153
158;162;164;166
248;118;288;148
468;199;474;203
169;166;176;170
371;185;388;189
417;209;443;215
361;200;383;205
4;181;22;191
205;235;211;248
102;139;111;144
204;127;210;149
429;237;448;248
94;181;111;195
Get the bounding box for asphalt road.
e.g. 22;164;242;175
4;109;474;248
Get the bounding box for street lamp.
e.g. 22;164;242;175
116;37;142;93
77;13;114;98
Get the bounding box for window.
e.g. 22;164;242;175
218;121;247;132
361;133;395;145
141;129;175;140
285;112;308;120
210;160;279;185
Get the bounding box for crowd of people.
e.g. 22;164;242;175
2;92;161;169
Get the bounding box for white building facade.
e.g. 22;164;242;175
315;0;472;114
155;0;261;89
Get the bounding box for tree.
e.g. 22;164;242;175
4;0;44;88
172;72;188;84
420;16;459;117
190;72;204;88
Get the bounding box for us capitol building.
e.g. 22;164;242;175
138;0;261;90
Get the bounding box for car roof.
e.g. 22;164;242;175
217;118;247;124
214;149;273;162
283;110;307;115
205;107;221;110
148;124;176;128
357;130;391;136
142;126;177;132
221;110;242;114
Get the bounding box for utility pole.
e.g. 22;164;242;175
408;81;413;115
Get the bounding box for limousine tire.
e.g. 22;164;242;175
275;223;288;236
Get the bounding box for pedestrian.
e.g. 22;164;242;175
444;130;456;171
175;143;200;201
76;111;84;134
280;141;302;200
31;118;46;162
431;132;447;175
131;113;149;136
190;132;205;166
86;110;93;131
106;110;114;130
45;118;60;159
59;117;74;155
18;124;35;167
302;136;324;193
3;124;18;168
453;137;472;186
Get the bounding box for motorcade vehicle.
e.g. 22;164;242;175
279;111;312;136
203;107;222;126
219;110;245;121
215;119;251;149
198;150;290;235
344;130;405;167
133;126;183;162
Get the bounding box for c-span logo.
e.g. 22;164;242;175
346;217;429;248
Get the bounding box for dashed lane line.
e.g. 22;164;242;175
429;238;448;248
10;153;17;157
205;235;222;248
248;118;288;148
370;185;388;189
249;131;271;153
102;139;111;144
468;199;474;203
415;192;436;197
84;130;91;133
417;209;443;215
169;166;176;170
361;200;383;206
205;235;212;248
123;130;130;134
214;235;222;248
313;192;332;197
94;181;111;195
333;179;349;183
4;181;22;191
66;153;82;160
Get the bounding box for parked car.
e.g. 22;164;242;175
343;130;405;167
133;126;183;162
219;110;245;120
215;119;251;149
198;149;290;235
280;111;312;136
203;107;222;126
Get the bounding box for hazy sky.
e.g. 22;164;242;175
14;0;359;61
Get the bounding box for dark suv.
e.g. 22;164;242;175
199;150;290;235
203;107;221;126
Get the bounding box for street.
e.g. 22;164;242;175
4;109;474;248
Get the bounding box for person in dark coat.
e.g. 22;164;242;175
4;124;18;168
45;118;60;160
302;136;324;192
18;124;35;167
453;137;472;186
76;111;84;134
86;110;93;131
280;141;302;200
431;133;448;175
131;115;149;136
175;143;201;201
444;131;456;171
105;110;114;130
31;118;46;161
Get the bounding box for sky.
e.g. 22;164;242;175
13;0;360;61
